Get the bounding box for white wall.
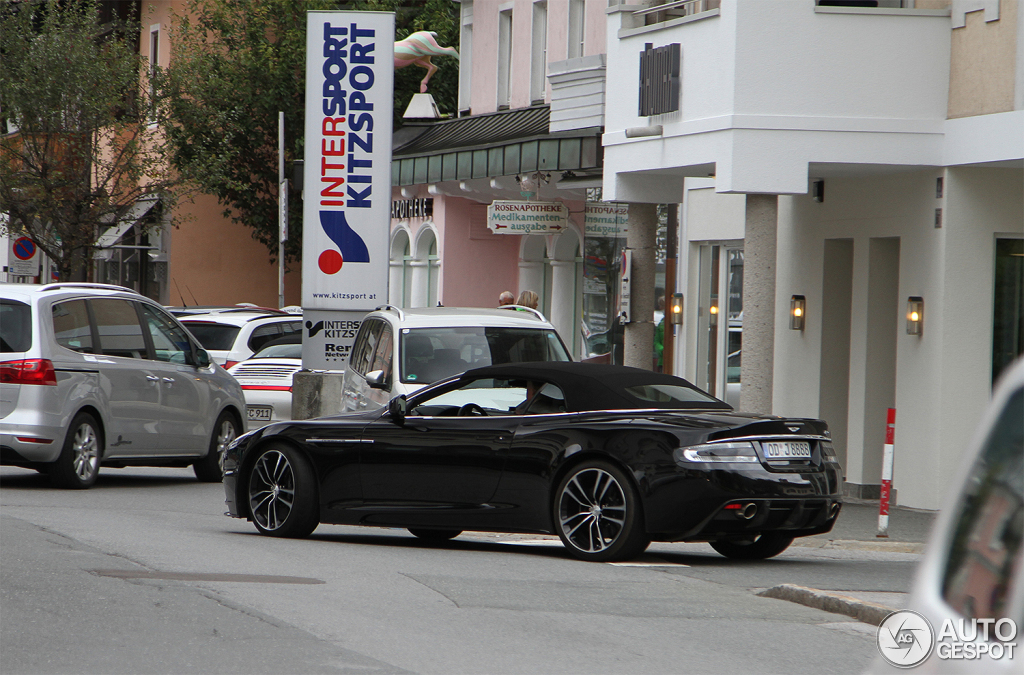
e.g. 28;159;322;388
603;1;952;198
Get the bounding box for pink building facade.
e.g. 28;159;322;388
389;0;609;358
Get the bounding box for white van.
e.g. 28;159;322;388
341;305;572;412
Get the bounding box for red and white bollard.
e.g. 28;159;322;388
877;408;896;538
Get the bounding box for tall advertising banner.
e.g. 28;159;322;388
302;11;394;370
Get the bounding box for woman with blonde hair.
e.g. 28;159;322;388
516;290;539;309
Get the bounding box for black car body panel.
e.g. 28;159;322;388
223;362;843;551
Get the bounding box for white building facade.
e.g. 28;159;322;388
603;0;1024;510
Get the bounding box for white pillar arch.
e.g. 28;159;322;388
518;260;544;299
389;227;411;307
409;260;429;308
549;260;576;353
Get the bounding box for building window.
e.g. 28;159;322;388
148;25;160;122
568;0;585;59
993;238;1024;384
497;9;513;109
531;1;548;104
458;2;473;114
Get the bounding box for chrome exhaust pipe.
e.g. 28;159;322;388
739;503;758;520
829;503;841;518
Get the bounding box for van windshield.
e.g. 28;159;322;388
400;327;570;385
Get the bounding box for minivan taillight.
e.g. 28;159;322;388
0;359;58;386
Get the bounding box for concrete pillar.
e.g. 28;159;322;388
624;202;657;370
518;260;544;300
549;260;576;352
389;260;404;306
409;260;428;307
739;194;777;414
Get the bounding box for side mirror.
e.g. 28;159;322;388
365;369;388;390
196;349;212;368
388;395;407;426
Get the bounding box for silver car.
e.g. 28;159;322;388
1;283;246;488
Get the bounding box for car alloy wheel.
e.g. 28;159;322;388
247;444;319;538
51;413;102;489
554;461;649;562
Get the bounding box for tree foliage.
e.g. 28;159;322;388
159;0;460;263
0;0;179;280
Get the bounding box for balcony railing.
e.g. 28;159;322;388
635;0;721;26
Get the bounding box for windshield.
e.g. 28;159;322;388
400;327;570;385
181;322;240;351
252;343;302;359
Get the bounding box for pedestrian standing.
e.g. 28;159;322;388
517;290;539;309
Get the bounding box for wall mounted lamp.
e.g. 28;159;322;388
907;297;924;336
670;293;684;325
790;295;806;331
708;303;719;326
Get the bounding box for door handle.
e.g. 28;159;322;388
146;375;159;382
162;377;175;384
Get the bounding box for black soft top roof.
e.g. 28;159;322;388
459;361;731;412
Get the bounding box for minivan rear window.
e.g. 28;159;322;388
182;322;241;351
52;299;93;354
0;299;32;352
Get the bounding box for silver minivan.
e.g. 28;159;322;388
341;305;572;412
1;283;246;488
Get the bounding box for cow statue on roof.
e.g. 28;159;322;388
394;31;459;93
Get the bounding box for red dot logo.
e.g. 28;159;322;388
318;250;343;274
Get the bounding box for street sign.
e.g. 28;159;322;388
584;203;629;238
9;236;39;276
487;201;569;235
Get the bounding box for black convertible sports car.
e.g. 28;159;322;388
223;362;844;562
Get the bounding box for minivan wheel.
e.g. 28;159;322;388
194;411;238;482
51;413;102;489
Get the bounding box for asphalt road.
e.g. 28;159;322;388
0;466;922;675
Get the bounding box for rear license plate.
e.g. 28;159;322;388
762;441;811;460
247;406;272;421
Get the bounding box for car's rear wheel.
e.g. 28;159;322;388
710;533;794;559
247;444;319;538
194;411;238;482
408;528;462;541
553;460;649;562
51;413;102;489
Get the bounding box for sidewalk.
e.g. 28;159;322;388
763;499;939;625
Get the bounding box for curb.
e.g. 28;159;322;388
791;538;926;554
758;583;895;626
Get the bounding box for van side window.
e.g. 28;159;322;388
941;388;1024;620
370;324;393;384
249;323;283;354
139;304;193;364
90;299;148;359
351;320;383;376
52;300;94;353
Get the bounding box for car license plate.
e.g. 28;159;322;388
247;406;272;421
762;441;811;460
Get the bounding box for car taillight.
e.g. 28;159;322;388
224;361;239;370
0;359;58;386
240;385;291;391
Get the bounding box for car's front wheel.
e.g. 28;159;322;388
553;460;649;562
710;533;794;559
51;412;102;489
247;444;319;538
194;411;239;482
